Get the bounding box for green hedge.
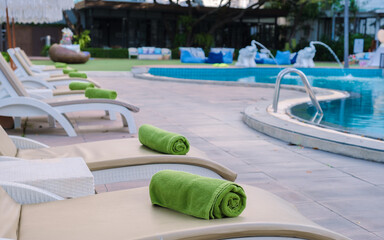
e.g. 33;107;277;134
295;34;374;62
83;48;128;58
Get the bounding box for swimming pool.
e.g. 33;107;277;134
149;67;384;139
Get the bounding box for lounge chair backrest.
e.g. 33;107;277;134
0;54;29;97
14;50;35;76
18;48;35;67
0;126;18;157
0;186;21;239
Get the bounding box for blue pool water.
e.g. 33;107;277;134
149;67;384;139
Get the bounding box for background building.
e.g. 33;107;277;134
73;0;286;50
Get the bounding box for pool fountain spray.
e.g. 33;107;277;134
310;41;343;69
295;41;345;74
251;40;279;66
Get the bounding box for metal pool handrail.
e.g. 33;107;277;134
273;68;323;121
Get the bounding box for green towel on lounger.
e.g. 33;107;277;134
69;81;95;90
85;88;117;99
149;170;246;220
63;68;78;74
138;124;189;155
69;72;87;79
54;62;67;68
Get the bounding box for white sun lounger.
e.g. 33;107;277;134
8;48;100;89
0;55;139;136
0;125;237;196
16;48;59;72
0;183;350;240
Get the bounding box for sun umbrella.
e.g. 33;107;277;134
0;0;74;68
0;0;74;23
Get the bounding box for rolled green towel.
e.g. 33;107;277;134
69;72;88;79
149;170;246;220
69;81;95;90
63;68;78;74
138;124;189;155
85;88;117;99
54;62;67;68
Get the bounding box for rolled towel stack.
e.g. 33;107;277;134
63;68;78;74
85;88;117;99
69;81;95;90
138;124;189;155
69;72;88;79
149;170;246;219
54;62;67;68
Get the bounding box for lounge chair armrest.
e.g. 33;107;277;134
0;156;26;162
10;136;49;149
0;181;64;204
18;76;55;89
27;89;54;100
30;65;46;72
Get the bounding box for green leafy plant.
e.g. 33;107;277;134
194;33;214;52
40;46;50;57
1;52;10;62
295;33;374;62
73;30;91;50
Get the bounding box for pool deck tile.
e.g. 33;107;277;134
5;70;384;240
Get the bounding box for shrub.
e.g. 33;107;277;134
40;45;50;56
1;52;10;62
73;30;91;50
83;48;128;58
171;48;180;59
295;34;374;62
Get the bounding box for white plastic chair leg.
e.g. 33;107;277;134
108;110;117;120
48;116;56;128
14;117;21;128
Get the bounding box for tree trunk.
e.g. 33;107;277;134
287;4;304;43
162;18;176;47
62;10;83;36
208;0;267;37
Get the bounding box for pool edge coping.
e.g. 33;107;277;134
133;66;384;162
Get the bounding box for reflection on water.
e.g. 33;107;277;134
237;76;255;83
149;67;384;139
290;75;384;139
237;73;384;139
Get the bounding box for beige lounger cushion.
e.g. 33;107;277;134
43;98;140;113
19;49;35;67
0;126;17;157
53;88;84;96
45;76;101;88
18;185;348;240
14;51;34;76
42;65;57;71
17;138;236;181
15;51;64;78
0;187;21;239
0;55;29;97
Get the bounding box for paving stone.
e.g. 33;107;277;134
11;70;384;239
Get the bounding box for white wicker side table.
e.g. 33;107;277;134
0;157;94;199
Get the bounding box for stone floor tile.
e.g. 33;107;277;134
8;70;383;239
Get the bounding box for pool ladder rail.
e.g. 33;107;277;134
272;68;324;124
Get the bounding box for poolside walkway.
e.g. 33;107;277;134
6;71;384;240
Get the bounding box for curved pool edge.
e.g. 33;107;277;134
132;67;324;92
133;66;384;162
243;91;384;163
